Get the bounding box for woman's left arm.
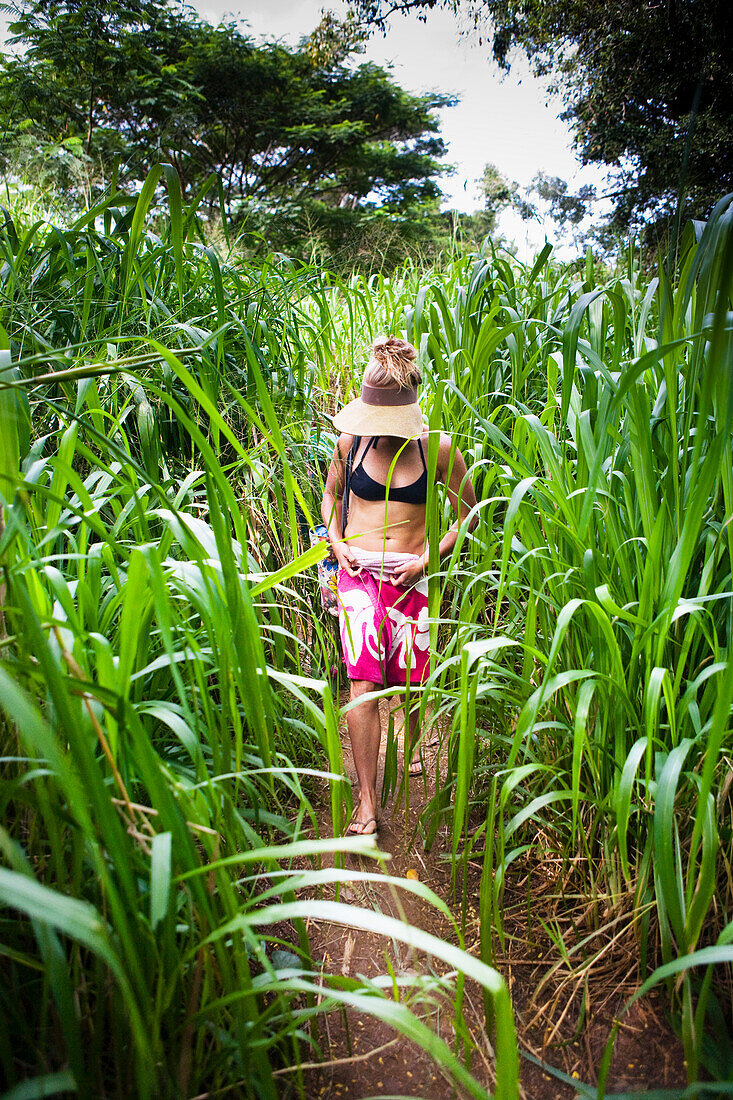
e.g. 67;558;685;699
429;433;478;564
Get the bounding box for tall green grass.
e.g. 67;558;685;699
0;169;518;1097
2;161;732;1095
399;201;733;1085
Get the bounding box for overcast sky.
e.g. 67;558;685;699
195;0;611;257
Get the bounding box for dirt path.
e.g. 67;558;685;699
299;702;687;1099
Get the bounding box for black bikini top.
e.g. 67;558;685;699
349;436;428;505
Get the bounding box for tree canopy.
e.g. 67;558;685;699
352;0;733;236
0;0;454;258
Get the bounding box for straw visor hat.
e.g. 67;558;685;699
333;336;424;438
332;380;424;438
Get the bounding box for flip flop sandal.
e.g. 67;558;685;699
407;738;440;777
345;815;378;837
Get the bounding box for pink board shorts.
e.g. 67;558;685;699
337;550;430;687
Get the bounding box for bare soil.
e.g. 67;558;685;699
294;700;687;1099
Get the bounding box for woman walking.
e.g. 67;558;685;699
321;336;477;836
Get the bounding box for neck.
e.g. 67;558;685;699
374;435;408;453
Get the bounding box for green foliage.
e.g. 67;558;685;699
474;161;521;237
303;8;370;67
0;0;453;263
2;159;732;1093
0;0;196;163
353;0;733;238
397;195;733;1084
0;167;517;1098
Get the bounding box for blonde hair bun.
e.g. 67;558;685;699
365;335;421;389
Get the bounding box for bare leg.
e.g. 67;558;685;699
346;679;381;834
403;697;423;775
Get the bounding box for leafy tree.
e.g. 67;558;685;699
303;8;370;67
352;0;733;236
478;161;521;227
0;0;453;250
0;1;196;161
177;26;452;216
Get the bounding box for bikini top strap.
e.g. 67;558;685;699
416;435;426;470
354;435;377;470
342;434;360;537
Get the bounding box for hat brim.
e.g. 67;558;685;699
332;397;425;438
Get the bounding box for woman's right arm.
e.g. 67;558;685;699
320;436;362;576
